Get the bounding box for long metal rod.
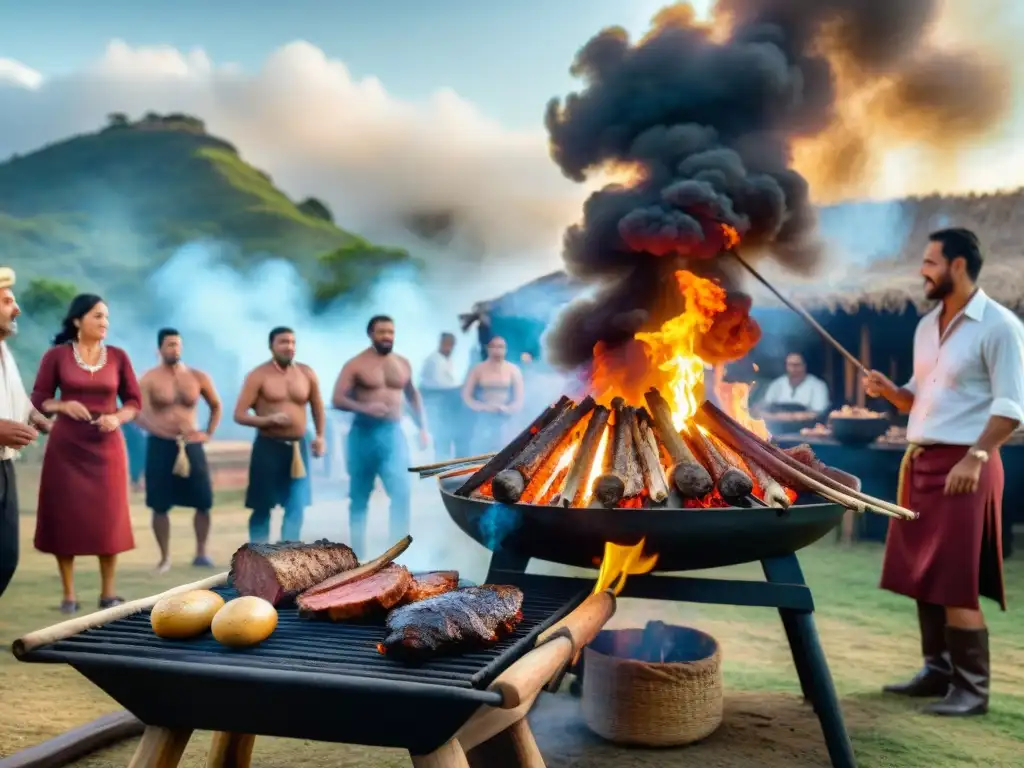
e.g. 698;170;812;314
408;452;496;473
727;249;868;375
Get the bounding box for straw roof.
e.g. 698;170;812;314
749;254;1024;316
459;271;583;330
468;187;1024;322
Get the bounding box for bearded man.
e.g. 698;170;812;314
234;327;326;543
332;315;428;557
137;328;222;571
864;228;1024;717
0;268;51;600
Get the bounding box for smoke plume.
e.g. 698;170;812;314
542;0;1014;371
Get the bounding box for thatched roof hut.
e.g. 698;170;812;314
748;254;1024;316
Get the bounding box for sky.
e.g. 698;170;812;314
0;0;696;129
1;0;1023;282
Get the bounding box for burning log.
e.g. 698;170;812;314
631;411;670;504
743;455;792;509
492;397;597;504
684;427;753;501
643;388;713;499
456;395;572;497
695;402;916;520
593;399;644;508
556;405;611;507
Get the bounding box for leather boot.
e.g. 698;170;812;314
924;627;989;716
883;602;951;697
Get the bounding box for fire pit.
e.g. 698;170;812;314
427;392;913;768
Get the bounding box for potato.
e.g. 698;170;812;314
151;589;226;639
211;596;278;648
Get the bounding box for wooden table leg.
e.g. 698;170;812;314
465;719;545;768
207;732;256;768
410;738;470;768
127;726;192;768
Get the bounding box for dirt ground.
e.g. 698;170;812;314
2;462;1023;768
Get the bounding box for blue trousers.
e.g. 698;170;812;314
346;418;410;558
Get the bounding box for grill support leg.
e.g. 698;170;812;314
761;555;856;768
127;726;192;768
411;738;471;768
465;719;546;768
206;732;255;767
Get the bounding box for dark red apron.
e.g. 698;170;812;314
880;444;1005;611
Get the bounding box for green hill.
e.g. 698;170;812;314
0;112;409;300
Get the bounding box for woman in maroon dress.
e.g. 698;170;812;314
31;294;142;614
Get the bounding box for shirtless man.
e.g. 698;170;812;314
137;328;221;571
234;326;326;543
333;315;428;557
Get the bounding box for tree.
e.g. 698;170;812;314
298;197;334;223
312;239;410;308
106;112;130;129
20;277;78;318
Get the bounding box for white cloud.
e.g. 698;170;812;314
0;58;43;90
0;39;590;276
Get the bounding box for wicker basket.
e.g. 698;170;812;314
581;622;723;747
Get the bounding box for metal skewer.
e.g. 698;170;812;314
408;452;496;474
726;248;868;375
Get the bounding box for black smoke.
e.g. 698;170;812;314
543;1;1010;370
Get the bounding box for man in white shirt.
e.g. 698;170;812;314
420;332;460;459
864;227;1024;718
757;353;830;416
0;268;51;600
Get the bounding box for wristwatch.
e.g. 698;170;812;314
968;448;990;463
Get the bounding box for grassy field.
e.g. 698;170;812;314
1;466;1023;767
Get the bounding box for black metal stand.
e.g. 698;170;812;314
486;549;857;768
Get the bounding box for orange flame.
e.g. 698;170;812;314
593;539;658;596
591;270;727;427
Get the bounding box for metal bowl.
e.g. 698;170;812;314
438;470;856;572
828;415;890;446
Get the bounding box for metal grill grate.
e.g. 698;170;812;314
23;582;587;691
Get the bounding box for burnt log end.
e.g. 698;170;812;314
672;462;713;498
718;468;754;500
491;469;526;504
593;473;626;508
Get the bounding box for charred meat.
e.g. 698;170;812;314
403;571;459;603
297;564;413;620
381;585;524;660
230;539;359;607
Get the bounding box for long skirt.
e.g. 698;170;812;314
35;418;134;556
880;443;1004;611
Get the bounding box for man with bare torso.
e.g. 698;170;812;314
138;328;221;572
333;315;428;557
235;326;326;543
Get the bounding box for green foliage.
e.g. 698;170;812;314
312;236;412;307
19;277;78;318
297;197;334;223
0;113;412;378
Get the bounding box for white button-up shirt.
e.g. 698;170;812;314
0;341;31;461
762;374;831;413
420;351;456;390
905;289;1024;446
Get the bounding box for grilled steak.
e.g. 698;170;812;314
403;571;459;603
381;585;524;660
297;564;413;620
230;539;359;607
